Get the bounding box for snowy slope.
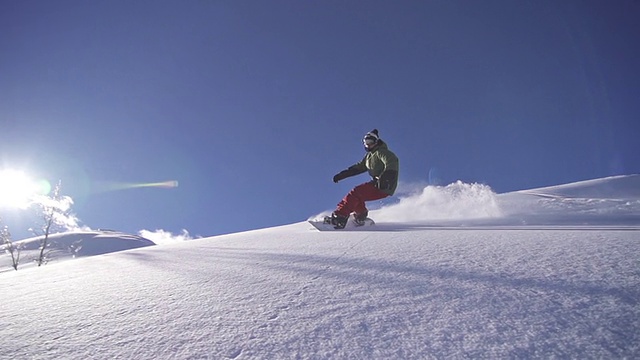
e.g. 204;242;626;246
0;175;638;359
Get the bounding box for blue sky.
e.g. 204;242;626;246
1;0;639;237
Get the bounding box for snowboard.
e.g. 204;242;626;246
308;215;375;231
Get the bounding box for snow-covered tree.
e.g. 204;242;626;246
32;181;71;267
1;221;20;271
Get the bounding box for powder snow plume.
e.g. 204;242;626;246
372;181;502;222
138;229;193;245
30;194;89;232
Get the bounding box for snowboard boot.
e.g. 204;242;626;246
324;212;349;229
353;211;368;227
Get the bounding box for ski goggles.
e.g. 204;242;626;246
363;137;377;146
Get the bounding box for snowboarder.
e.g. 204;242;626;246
327;129;399;229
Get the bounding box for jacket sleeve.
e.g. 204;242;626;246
333;159;367;183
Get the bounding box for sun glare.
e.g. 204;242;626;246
0;170;41;209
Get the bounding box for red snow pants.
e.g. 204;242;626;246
335;181;389;218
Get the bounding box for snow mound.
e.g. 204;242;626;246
519;174;640;199
1;231;154;271
500;175;640;226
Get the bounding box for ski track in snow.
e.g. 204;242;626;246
1;175;639;359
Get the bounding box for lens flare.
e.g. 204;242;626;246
36;179;52;195
133;180;180;189
96;180;180;192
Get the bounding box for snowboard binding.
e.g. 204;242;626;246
324;213;348;229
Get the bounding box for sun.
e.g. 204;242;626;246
0;170;41;209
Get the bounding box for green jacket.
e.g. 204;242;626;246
335;140;400;195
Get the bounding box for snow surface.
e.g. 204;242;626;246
1;175;639;359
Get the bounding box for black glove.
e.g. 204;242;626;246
333;166;365;183
333;170;349;183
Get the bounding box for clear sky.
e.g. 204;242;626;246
1;0;639;237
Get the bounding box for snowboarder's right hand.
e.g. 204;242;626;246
333;166;364;183
333;170;350;183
